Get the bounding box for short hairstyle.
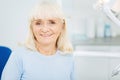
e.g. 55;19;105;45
24;1;73;54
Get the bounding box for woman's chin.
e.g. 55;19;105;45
38;40;54;45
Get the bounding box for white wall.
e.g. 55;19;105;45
0;0;39;49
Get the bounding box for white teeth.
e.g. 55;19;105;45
40;34;52;37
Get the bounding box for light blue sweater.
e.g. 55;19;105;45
1;47;74;80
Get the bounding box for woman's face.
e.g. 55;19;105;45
32;18;64;46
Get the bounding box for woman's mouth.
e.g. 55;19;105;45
40;34;52;37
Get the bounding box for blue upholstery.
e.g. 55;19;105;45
0;46;11;80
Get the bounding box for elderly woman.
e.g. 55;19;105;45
1;1;74;80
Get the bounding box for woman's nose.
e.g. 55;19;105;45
41;24;49;32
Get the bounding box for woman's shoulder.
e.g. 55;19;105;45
11;46;31;57
58;50;74;56
12;46;27;52
57;50;74;60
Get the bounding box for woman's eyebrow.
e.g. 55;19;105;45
48;19;56;21
35;19;42;21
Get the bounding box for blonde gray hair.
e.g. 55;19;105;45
25;1;73;54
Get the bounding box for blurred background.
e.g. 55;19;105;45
0;0;120;80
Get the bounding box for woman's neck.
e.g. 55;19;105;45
36;43;57;56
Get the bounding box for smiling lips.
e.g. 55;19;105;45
40;34;53;37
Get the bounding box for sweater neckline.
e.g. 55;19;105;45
35;50;61;58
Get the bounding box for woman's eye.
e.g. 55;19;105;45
35;22;41;25
49;20;56;24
